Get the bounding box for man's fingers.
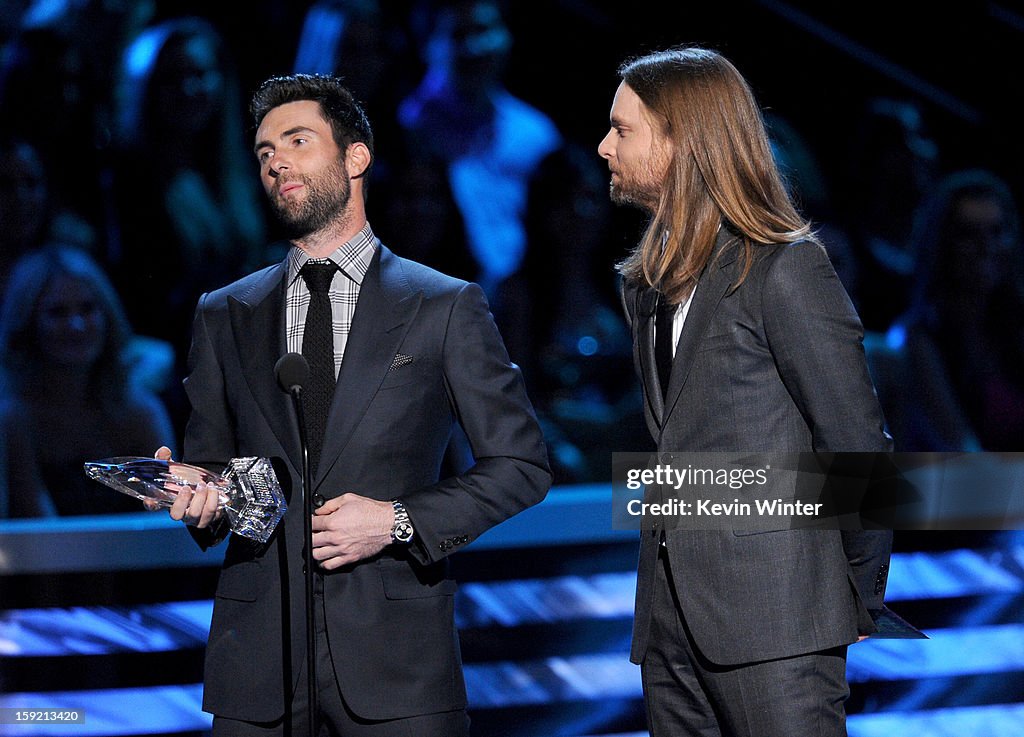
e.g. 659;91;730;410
200;482;221;526
167;483;218;527
185;482;214;528
312;529;345;548
314;496;344;515
169;487;192;521
310;543;335;560
155;446;173;461
319;556;351;571
311;544;355;569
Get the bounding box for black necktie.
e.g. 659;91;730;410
300;261;338;474
655;297;675;400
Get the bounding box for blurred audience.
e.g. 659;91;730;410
0;1;30;51
0;138;96;287
1;4;1016;489
398;0;561;304
868;170;1024;451
293;0;413;156
516;144;647;481
0;0;155;236
766;113;860;304
372;150;476;281
0;248;174;517
843;98;939;330
111;17;266;357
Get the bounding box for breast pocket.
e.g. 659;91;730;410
696;332;736;353
377;357;437;391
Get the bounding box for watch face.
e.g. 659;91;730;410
394;523;414;543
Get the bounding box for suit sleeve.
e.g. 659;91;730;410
761;242;893;615
761;242;891;453
401;282;552;565
181;293;236;549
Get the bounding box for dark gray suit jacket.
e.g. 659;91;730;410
183;243;551;721
622;228;893;667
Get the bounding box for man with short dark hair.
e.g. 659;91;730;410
160;74;551;736
600;47;893;737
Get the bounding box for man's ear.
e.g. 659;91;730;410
346;142;372;179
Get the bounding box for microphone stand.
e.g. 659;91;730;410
285;382;318;737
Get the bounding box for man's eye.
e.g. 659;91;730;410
293;137;307;146
258;151;273;164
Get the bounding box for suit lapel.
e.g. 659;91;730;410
227;263;302;477
314;245;422;487
661;229;741;428
634;285;664;428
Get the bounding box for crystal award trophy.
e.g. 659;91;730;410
84;456;287;543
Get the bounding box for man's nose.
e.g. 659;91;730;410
269;155;290;177
598;131;614;160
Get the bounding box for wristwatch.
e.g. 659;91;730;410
390;500;414;544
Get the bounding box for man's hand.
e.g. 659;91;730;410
145;446;221;529
311;494;394;569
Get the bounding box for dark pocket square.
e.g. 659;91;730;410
389;353;414;372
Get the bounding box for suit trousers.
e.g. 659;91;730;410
642;547;850;737
212;577;470;737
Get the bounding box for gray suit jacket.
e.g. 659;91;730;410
622;228;893;666
184;243;551;721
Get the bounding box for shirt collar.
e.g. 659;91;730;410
286;222;377;286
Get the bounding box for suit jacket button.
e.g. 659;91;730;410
461;535;469;543
312;494;326;507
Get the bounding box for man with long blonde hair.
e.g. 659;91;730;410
600;47;893;736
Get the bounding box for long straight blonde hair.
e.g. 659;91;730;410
616;47;815;303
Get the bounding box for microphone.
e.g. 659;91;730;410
275;352;309;396
274;351;319;737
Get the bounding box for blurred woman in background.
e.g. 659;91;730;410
111;17;265;354
877;170;1024;450
0;247;173;517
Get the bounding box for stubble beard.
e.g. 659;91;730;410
270;158;352;239
608;154;667;213
609;177;660;212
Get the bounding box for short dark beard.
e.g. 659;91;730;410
270;158;351;239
